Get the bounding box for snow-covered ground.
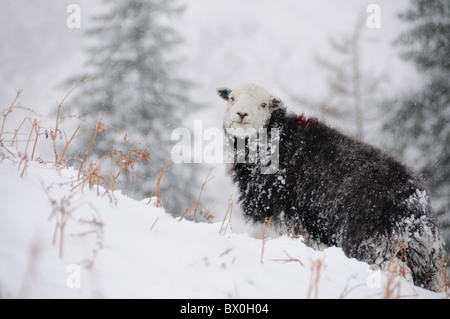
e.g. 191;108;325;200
1;1;447;300
0;150;444;299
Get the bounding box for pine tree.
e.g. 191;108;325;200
293;15;385;140
383;0;449;248
64;0;201;215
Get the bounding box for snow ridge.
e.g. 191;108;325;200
0;153;444;299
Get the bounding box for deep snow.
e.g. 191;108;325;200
0;150;444;299
0;0;447;300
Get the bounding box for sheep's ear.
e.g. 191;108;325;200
270;97;282;109
217;87;232;101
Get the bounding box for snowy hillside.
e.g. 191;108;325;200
0;0;429;233
0;0;447;302
0;151;444;299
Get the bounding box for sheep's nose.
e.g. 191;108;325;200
237;112;248;120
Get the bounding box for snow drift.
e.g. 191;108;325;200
0;152;444;299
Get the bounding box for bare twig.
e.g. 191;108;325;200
149;157;171;208
31;119;41;161
307;257;325;299
18;153;29;178
382;265;402;299
219;198;234;234
192;167;215;222
109;147;150;191
43;188;74;260
260;215;274;264
53;76;93;164
286;223;307;239
58;123;81;165
438;256;450;293
23;119;38;160
388;240;409;278
72;160;108;193
10;117;27;147
178;207;191;222
272;250;304;267
149;217;159;231
220;248;234;257
78;112;105;179
0;89;22;138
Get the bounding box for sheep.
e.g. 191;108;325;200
216;83;446;292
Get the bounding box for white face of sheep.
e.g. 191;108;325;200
217;83;282;138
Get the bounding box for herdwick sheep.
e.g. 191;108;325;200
217;83;446;292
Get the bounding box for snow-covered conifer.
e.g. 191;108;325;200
64;0;200;214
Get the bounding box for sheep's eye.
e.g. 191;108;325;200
230;97;235;102
261;103;267;108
